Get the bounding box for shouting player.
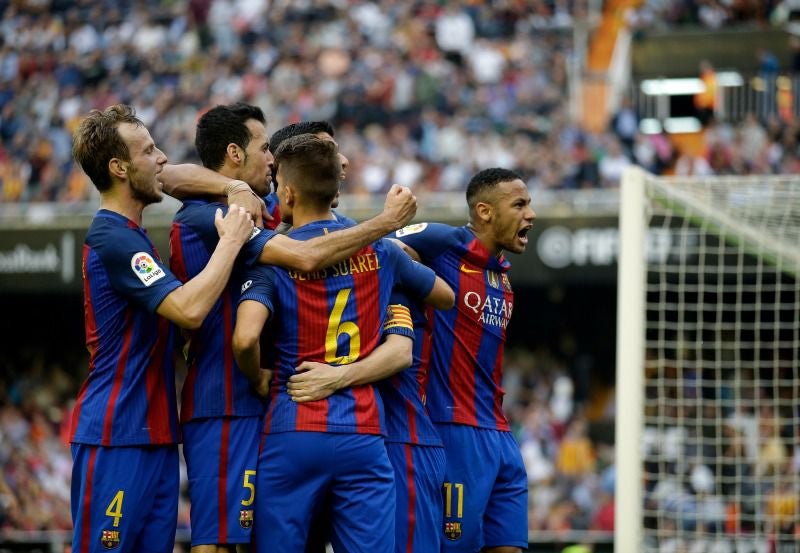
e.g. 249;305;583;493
394;168;536;553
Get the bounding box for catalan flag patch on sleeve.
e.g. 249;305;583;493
383;304;413;333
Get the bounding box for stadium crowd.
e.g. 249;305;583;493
0;0;798;205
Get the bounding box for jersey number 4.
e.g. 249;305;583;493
105;491;124;527
325;288;361;364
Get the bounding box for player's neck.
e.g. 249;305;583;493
467;222;501;257
290;206;336;228
100;188;145;226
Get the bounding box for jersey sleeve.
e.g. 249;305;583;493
263;191;282;230
393;222;458;263
97;227;182;313
383;289;414;339
181;202;276;268
238;265;277;315
383;240;437;302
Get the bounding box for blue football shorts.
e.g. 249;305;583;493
386;442;446;553
71;443;178;553
434;424;528;551
252;431;395;553
182;416;261;545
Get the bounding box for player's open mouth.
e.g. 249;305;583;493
517;227;531;245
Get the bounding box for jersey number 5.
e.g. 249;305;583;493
325;288;360;364
242;470;256;506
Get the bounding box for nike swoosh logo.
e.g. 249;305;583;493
459;264;482;274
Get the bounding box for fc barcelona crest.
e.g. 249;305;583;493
240;509;254;529
444;521;462;541
500;274;512;292
100;529;121;549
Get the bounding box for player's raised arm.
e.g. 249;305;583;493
258;184;417;272
157;205;254;329
287;333;412;403
160;163;269;223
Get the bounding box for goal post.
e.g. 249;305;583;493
615;168;800;552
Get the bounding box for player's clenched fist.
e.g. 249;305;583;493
383;184;417;229
214;204;255;246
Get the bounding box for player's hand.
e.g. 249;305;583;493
254;368;272;398
287;362;346;402
214;204;255;247
381;184;417;230
226;180;270;228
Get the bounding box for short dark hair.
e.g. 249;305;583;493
466;168;523;212
269;121;335;155
72;104;143;192
195;103;266;170
274;134;340;208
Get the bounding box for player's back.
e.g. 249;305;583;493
170;199;270;421
72;210;180;446
240;219;436;437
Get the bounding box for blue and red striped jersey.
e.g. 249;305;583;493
170;199;275;421
379;291;443;447
394;223;514;431
263;191;281;230
239;220;437;436
71;210;182;446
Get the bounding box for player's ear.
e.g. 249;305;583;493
227;143;243;165
109;158;127;179
284;184;295;207
474;200;493;224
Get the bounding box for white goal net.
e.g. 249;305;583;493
615;168;800;553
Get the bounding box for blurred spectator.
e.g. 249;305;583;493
557;416;597;478
694;59;718;127
609;96;639;155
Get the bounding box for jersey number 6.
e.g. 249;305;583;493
325;288;361;364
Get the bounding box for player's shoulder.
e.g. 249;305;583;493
393;222;467;258
86;211;145;250
174;199;222;224
394;221;462;239
332;210;357;227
